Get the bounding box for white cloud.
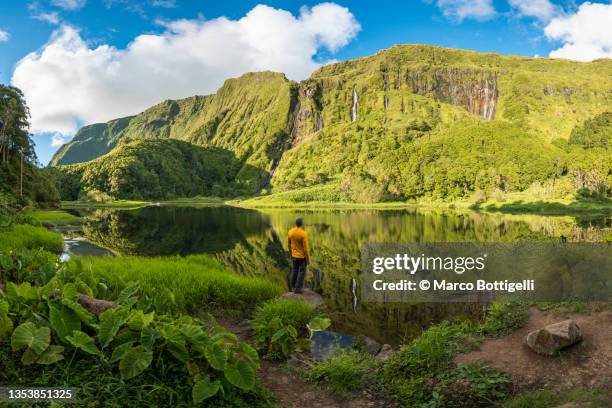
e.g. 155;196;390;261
545;2;612;61
33;11;61;24
151;0;176;8
508;0;559;22
51;133;69;147
0;30;9;42
51;0;86;10
434;0;496;22
12;3;360;135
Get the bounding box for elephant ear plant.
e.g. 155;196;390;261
0;250;260;404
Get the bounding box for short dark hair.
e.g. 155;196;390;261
295;218;303;227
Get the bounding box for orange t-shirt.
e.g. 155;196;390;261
288;227;309;259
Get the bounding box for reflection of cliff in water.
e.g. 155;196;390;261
81;206;268;256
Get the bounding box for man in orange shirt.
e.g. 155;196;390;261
287;218;310;293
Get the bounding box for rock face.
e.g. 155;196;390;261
405;68;498;120
526;320;583;355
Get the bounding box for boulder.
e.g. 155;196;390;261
375;344;394;361
280;289;324;309
354;335;382;356
526;319;582;355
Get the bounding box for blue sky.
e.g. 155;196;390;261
0;0;610;165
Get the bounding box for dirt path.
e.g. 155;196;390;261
455;308;612;391
219;319;380;408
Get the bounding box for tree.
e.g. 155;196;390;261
0;85;33;165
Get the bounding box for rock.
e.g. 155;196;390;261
310;331;354;361
375;344;394;361
526;319;582;355
354;335;382;356
280;289;324;309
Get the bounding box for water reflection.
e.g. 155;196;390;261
73;205;610;344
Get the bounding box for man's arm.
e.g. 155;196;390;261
287;236;292;260
303;233;310;264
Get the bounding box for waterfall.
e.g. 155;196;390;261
384;94;389;112
349;278;358;313
351;85;358;122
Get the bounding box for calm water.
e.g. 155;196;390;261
66;205;611;345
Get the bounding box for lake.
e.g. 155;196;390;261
63;205;611;345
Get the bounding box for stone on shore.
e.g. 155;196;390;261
280;289;324;309
526;319;582;355
375;344;394;361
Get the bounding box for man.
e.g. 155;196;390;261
287;217;309;293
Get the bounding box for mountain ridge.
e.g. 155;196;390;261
51;44;612;201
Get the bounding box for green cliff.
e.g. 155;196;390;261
51;45;612;202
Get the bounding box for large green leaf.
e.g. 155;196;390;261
153;288;175;314
127;310;155;331
239;343;259;368
0;299;8;315
61;283;78;300
119;346;153;380
7;282;39;301
66;330;100;355
98;306;130;349
181;324;208;345
21;348;39;365
36;345;65;365
224;359;256;390
116;284;139;305
192;378;221;403
0;314;13;343
160;325;185;350
204;342;227;371
61;298;96;326
11;322;50;354
49;303;81;342
307;316;331;332
140;327;159;350
110;341;134;364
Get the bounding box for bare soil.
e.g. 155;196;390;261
455;307;612;392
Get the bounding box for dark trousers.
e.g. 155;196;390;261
289;258;307;292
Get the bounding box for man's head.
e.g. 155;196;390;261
295;218;303;228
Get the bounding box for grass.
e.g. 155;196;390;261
0;224;63;253
477;198;612;215
504;389;612;408
158;196;226;207
64;255;283;314
23;209;81;225
61;199;151;209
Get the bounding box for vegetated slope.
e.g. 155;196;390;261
51;45;612;202
56;139;242;200
52;72;295;193
272;45;612;201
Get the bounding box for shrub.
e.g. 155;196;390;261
252;299;317;359
307;349;374;393
478;302;529;337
